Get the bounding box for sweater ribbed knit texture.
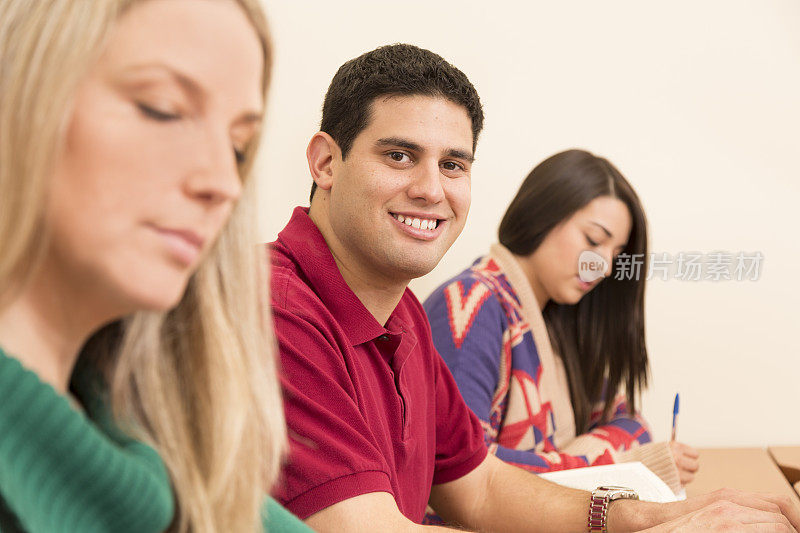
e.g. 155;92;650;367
0;346;174;532
1;346;313;532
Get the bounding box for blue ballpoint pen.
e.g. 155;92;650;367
671;393;680;441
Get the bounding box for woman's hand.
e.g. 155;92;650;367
670;441;700;485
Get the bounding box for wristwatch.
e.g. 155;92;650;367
588;485;639;532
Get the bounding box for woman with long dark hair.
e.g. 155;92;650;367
424;149;698;495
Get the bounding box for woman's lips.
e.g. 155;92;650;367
577;275;596;291
149;225;205;266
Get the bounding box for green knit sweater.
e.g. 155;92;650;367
0;346;174;532
0;347;311;533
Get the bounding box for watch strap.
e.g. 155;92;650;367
588;486;639;532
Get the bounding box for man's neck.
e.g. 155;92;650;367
309;206;408;326
329;251;407;326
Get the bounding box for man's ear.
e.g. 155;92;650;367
306;132;340;192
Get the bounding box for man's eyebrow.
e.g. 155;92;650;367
376;138;474;163
590;221;613;238
446;148;475;164
376;137;422;152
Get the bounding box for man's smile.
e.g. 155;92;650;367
390;211;442;231
389;211;446;241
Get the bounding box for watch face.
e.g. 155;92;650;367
598;486;639;501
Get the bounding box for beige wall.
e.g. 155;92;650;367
257;0;800;446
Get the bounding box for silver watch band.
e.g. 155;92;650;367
588;485;639;532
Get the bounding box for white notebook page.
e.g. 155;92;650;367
539;462;685;503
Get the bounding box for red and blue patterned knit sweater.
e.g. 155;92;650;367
423;244;680;491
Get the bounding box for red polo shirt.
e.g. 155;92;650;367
271;207;488;522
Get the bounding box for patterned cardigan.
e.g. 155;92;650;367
423;243;680;493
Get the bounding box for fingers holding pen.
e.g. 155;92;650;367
670;441;700;485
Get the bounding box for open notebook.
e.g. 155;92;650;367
539;462;686;503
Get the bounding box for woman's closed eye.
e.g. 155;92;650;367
137;102;180;122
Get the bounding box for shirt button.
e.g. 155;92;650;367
378;334;389;341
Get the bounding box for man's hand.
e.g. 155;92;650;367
610;488;800;532
669;441;700;485
638;499;795;532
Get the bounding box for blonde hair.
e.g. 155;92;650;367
0;1;285;531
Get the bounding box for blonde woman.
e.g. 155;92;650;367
0;1;308;531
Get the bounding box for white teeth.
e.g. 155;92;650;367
393;213;438;230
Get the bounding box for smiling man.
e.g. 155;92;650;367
269;44;800;532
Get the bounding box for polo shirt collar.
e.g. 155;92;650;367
276;206;390;346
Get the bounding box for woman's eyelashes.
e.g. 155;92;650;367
585;234;599;247
138;101;248;166
137;102;181;121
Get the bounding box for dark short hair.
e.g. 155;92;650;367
499;149;649;433
310;43;484;202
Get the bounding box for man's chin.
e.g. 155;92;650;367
392;255;442;282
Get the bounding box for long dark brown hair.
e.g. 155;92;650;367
498;149;649;432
